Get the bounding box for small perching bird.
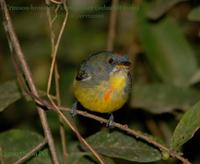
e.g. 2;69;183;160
72;51;132;125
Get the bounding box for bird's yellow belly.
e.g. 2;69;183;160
73;74;128;113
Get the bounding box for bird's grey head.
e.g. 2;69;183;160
76;51;131;84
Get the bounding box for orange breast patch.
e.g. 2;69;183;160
103;86;113;102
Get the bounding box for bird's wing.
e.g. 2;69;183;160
75;69;91;81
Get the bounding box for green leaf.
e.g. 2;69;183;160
171;99;200;150
0;81;21;112
130;83;200;114
137;7;198;87
188;6;200;22
86;130;161;162
0;129;50;163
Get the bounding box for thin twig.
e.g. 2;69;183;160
59;117;68;163
28;93;190;164
14;139;47;164
46;0;68;94
45;0;55;54
48;98;106;164
45;1;104;163
50;0;63;4
107;0;119;51
59;108;190;164
55;64;68;162
45;1;68;162
0;1;59;164
20;88;105;163
11;54;30;100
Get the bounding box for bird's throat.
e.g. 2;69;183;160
103;72;126;102
109;72;126;90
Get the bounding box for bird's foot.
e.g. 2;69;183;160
106;113;114;128
71;101;78;117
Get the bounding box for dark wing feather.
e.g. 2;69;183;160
76;69;90;81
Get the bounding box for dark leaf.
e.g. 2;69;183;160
0;129;50;163
137;7;198;87
0;81;21;112
131;83;200;114
188;6;200;22
86;130;161;162
171;99;200;150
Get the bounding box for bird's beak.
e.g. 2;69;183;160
116;61;131;69
119;61;131;66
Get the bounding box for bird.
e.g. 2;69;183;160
72;51;132;125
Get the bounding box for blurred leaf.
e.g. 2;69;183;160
188;6;200;22
147;0;188;20
86;130;161;162
0;81;21;112
137;7;198;87
13;13;47;38
0;129;50;163
59;17;106;64
171;99;200;150
190;69;200;84
131;83;200;114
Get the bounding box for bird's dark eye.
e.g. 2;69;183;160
108;58;114;64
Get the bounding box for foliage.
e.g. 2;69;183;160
86;130;161;162
0;0;200;164
0;81;21;112
0;129;51;163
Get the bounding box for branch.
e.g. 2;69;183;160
45;0;68;162
49;98;106;164
14;139;47;164
0;1;59;163
55;65;68;163
31;94;191;164
60;107;190;164
44;1;105;163
46;0;68;94
107;0;118;51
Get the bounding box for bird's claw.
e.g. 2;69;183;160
106;113;114;128
71;102;78;117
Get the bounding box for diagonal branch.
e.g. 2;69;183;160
14;139;47;164
55;65;68;163
30;94;191;164
46;0;68;94
48;98;106;164
44;1;105;163
0;1;59;163
45;1;68;162
60;107;190;164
